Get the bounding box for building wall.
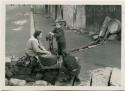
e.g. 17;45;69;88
86;5;121;27
63;5;86;29
75;5;86;29
63;5;74;28
33;5;121;32
50;5;56;19
34;5;86;30
56;5;63;20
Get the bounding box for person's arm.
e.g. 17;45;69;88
49;28;56;36
54;30;62;37
39;41;47;51
31;40;50;54
51;28;63;38
39;45;47;51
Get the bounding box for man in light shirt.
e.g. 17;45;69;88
25;30;58;66
25;30;50;57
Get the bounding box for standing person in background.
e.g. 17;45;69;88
49;21;66;55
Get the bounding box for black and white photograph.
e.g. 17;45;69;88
5;4;121;86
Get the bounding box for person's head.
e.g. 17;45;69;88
33;30;42;40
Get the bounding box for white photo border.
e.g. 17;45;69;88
0;0;125;90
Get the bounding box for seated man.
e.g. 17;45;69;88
25;30;57;66
25;30;50;57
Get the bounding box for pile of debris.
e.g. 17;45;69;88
6;56;59;86
5;55;80;86
89;16;121;41
6;56;121;86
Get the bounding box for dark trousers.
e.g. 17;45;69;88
60;63;81;80
57;42;66;55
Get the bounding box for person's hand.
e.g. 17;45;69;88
45;51;51;55
48;52;51;55
49;32;54;36
42;51;51;57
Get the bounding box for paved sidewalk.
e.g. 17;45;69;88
6;5;31;57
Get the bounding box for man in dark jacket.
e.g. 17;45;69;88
49;21;66;55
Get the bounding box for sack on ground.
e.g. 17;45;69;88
99;16;111;37
108;19;121;34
